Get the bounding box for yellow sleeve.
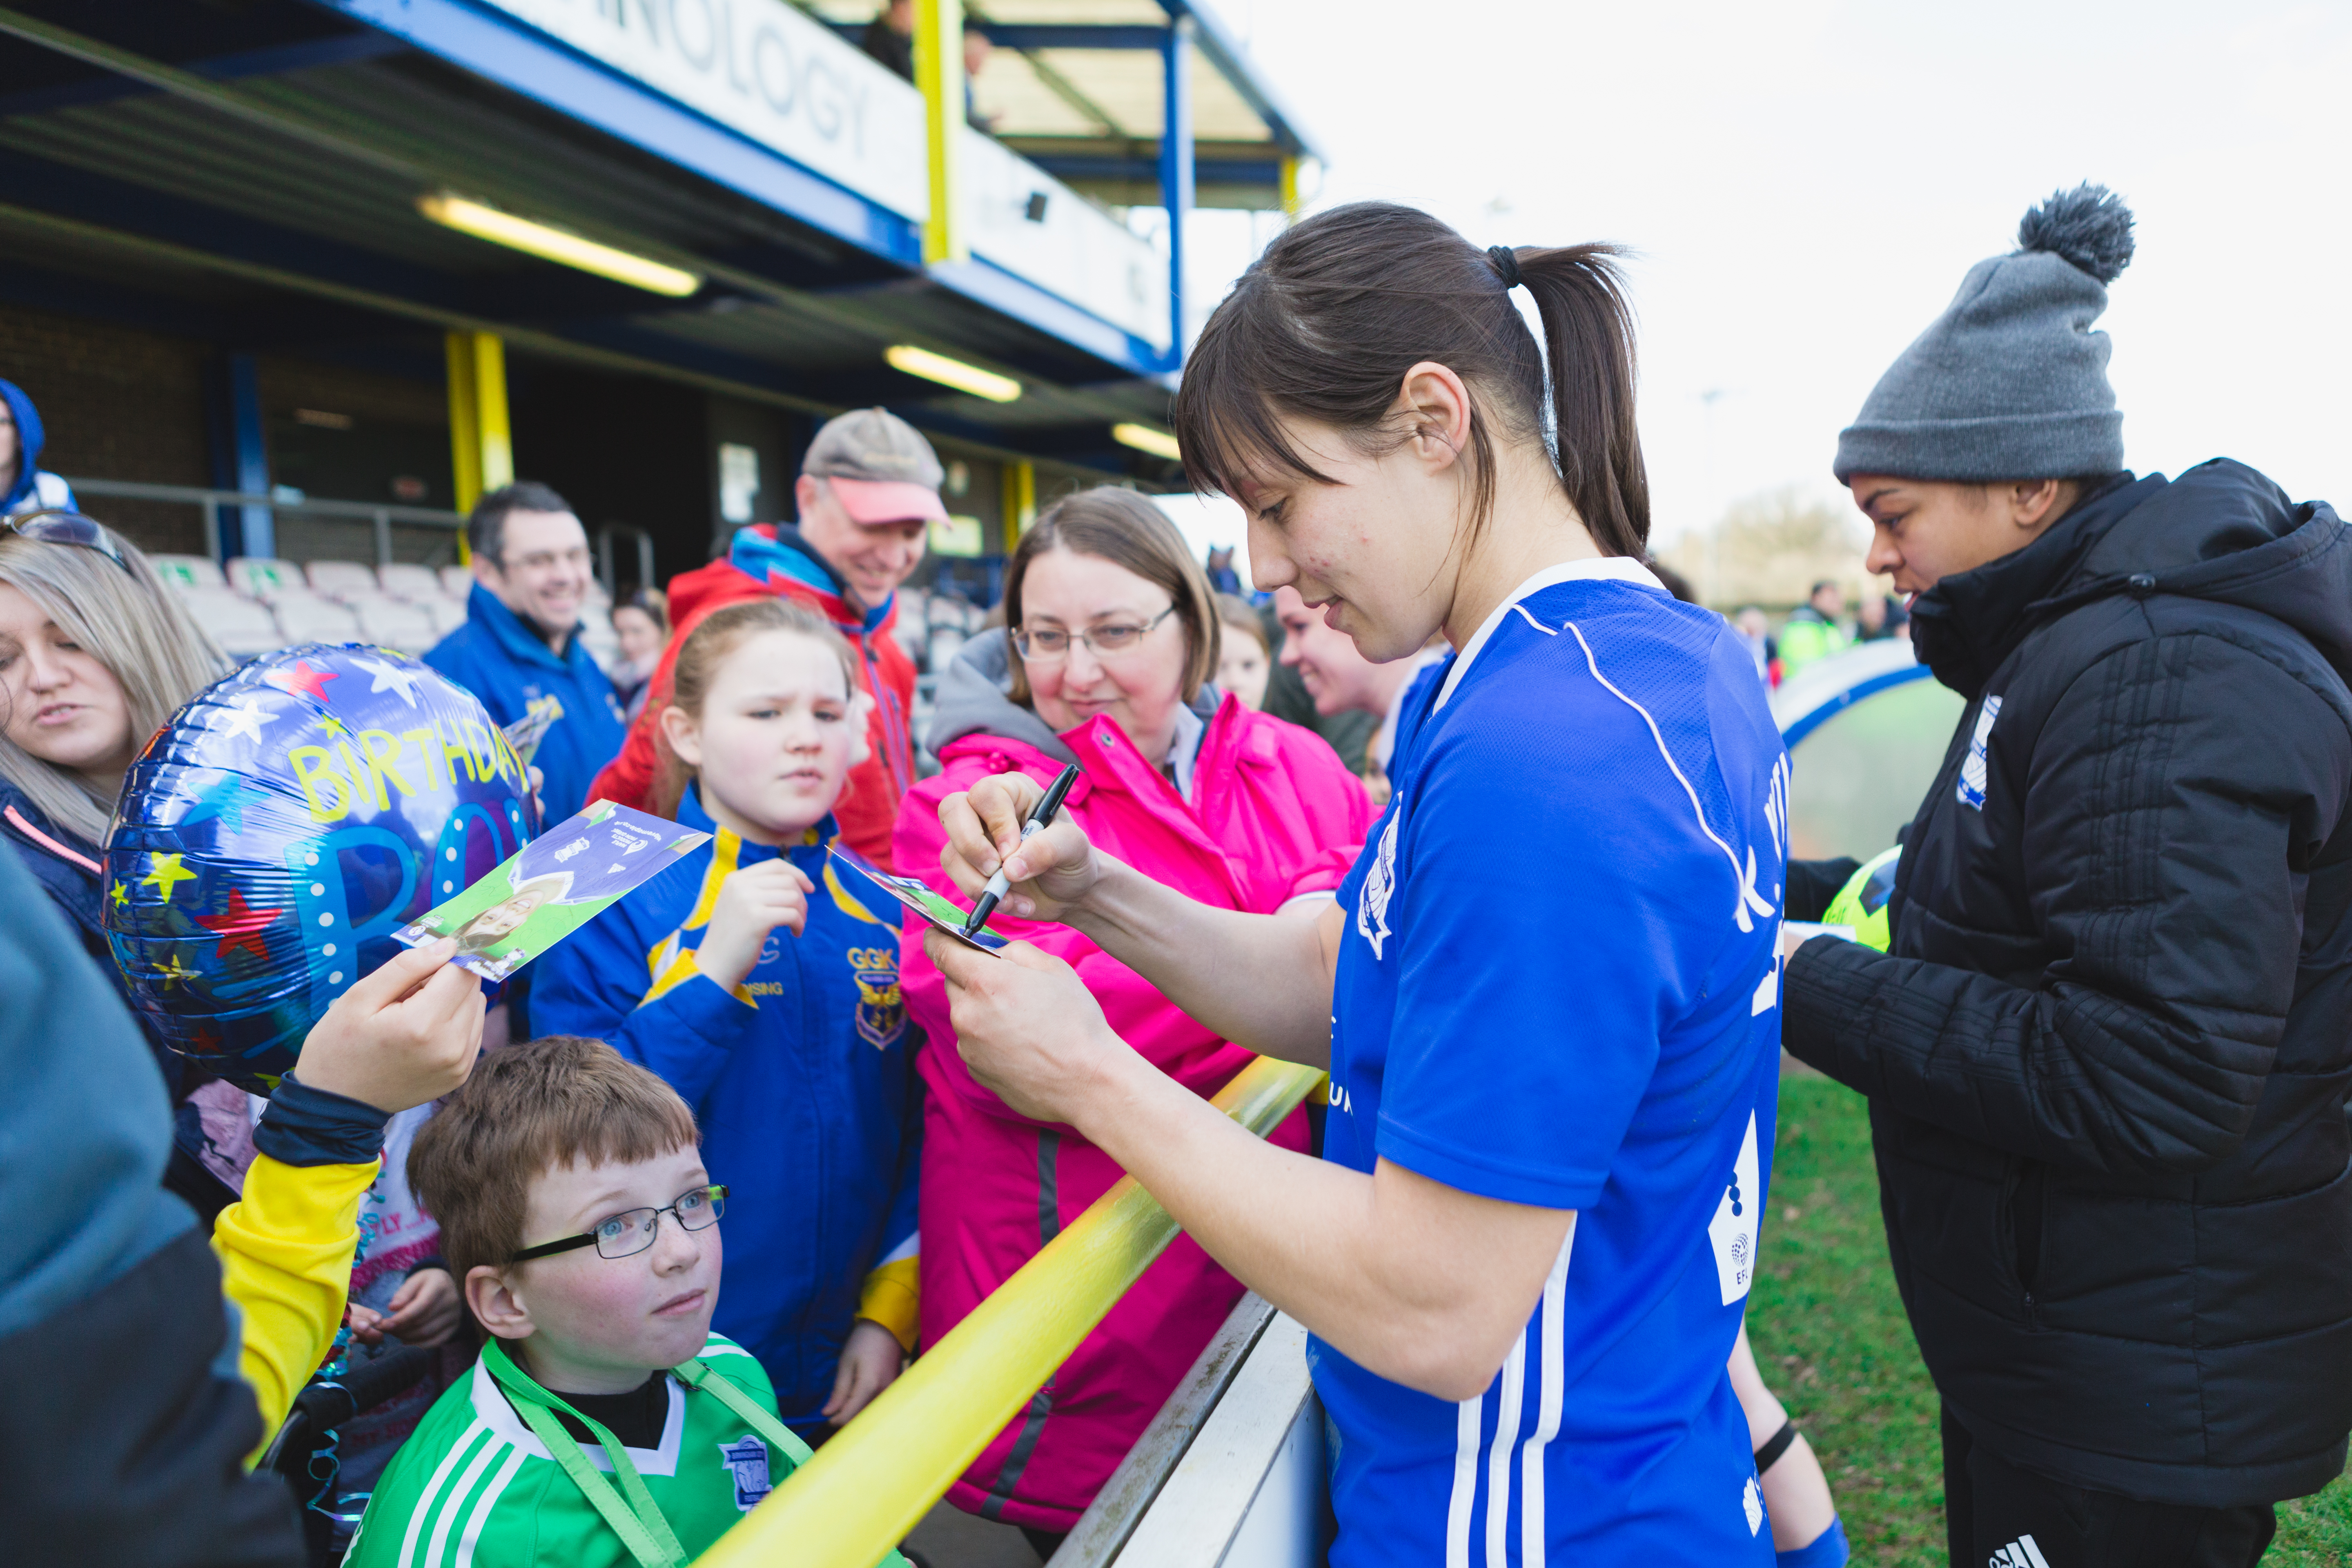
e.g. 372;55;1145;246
857;1255;920;1354
211;1152;380;1455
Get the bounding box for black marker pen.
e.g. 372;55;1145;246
963;763;1082;936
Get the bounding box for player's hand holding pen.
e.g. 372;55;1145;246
937;768;1101;925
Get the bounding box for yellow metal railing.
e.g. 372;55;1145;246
694;1055;1325;1568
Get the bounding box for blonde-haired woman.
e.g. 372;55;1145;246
0;513;229;1136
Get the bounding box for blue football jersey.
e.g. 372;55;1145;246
1316;561;1789;1568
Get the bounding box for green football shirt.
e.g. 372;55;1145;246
344;1334;808;1568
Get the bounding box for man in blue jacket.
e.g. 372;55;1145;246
423;482;628;823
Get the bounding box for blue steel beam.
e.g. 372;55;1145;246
833;6;1321;161
1158;21;1193;368
1028;154;1279;189
222;352;273;558
830;23;1169;51
1155;0;1319;161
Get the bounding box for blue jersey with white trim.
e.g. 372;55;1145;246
1315;565;1788;1568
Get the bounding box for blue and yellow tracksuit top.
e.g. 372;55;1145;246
532;786;922;1425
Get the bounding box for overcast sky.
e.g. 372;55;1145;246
1174;0;2352;557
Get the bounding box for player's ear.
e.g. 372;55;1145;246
468;1263;534;1341
659;702;704;769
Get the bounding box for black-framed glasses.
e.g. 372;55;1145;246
1012;604;1177;663
4;509;134;576
510;1184;727;1263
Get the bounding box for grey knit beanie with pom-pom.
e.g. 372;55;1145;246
1833;184;2135;484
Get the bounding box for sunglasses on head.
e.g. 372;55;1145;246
2;509;134;577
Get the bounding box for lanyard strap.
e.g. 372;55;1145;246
484;1344;690;1568
672;1358;815;1468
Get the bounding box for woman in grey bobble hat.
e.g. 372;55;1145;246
1780;185;2352;1568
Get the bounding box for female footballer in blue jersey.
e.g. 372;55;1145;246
924;203;1806;1568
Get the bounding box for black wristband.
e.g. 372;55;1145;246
253;1072;391;1167
1754;1417;1801;1475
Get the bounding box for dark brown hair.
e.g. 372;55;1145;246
1002;486;1221;707
1172;202;1648;558
648;596;859;820
407;1035;699;1279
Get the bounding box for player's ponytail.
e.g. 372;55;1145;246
1172;201;1648;558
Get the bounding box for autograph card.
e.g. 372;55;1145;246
828;844;1007;956
501;695;565;768
395;799;710;980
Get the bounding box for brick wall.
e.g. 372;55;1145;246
0;303;212;553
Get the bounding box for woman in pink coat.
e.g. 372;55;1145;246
896;488;1370;1547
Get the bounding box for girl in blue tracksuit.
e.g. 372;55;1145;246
532;596;921;1434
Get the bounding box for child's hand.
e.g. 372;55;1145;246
345;1300;388;1345
374;1267;463;1347
292;939;485;1113
822;1319;906;1426
695;860;815;993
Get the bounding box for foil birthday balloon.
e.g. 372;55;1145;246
105;643;539;1090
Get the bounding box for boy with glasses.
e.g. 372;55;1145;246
425;482;630;822
346;1035;893;1567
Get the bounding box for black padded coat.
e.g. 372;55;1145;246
1783;460;2352;1507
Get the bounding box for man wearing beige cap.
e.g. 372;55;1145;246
590;408;944;865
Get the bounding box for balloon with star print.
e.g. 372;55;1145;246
104;642;540;1090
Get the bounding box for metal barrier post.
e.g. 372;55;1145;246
372;509;394;569
694;1055;1325;1568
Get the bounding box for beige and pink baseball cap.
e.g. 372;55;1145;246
804;407;949;526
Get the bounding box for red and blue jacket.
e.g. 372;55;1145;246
588;526;916;867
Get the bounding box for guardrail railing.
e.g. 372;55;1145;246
695;1054;1327;1568
66;477;463;565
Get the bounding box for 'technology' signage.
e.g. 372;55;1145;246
479;0;1170;352
482;0;931;220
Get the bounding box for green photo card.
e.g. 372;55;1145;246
394;799;710;980
828;843;1008;956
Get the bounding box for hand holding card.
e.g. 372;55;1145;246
827;844;1008;955
394;800;710;980
501;695;565;768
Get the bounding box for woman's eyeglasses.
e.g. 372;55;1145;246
509;1184;727;1263
3;510;134;577
1012;604;1177;664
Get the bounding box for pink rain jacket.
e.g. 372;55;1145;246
896;645;1370;1532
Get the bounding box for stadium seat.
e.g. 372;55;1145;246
305;560;380;599
417;597;467;636
269;590;362;644
149;553;227;592
346;596;439;655
178;588;284;659
376;563;443;601
439;564;473;599
225;557;308;602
